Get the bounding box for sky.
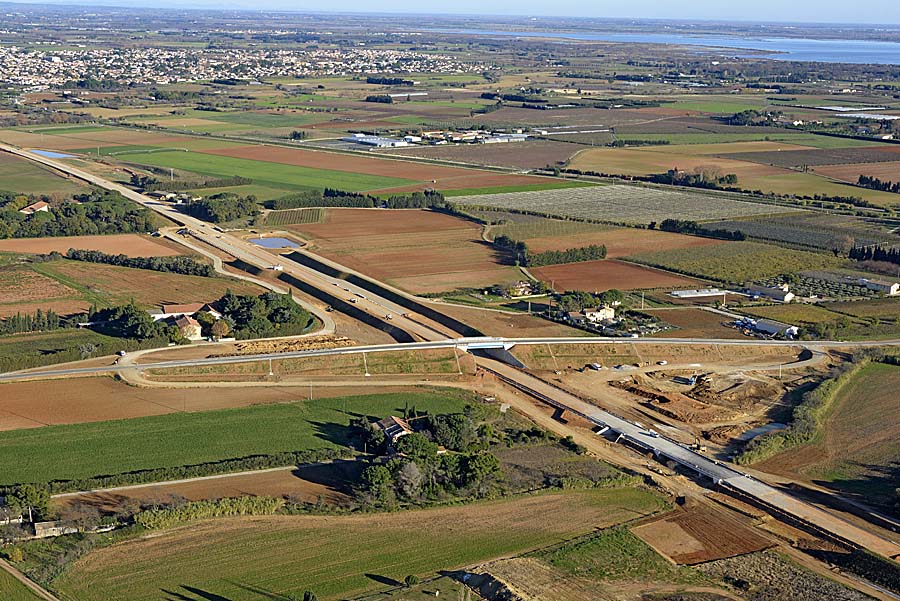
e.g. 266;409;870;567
4;0;900;25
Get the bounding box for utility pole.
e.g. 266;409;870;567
641;292;645;310
268;358;274;377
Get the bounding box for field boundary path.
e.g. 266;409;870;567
0;558;61;601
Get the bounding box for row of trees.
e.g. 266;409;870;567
130;173;252;192
492;235;607;267
267;188;446;210
650;167;739;189
849;244;900;266
180;193;259;223
857;175;900;194
62;249;215;276
0;189;155;239
659;218;747;241
0;309;64;336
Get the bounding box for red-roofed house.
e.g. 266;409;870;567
18;201;50;215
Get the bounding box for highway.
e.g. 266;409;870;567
0;143;452;343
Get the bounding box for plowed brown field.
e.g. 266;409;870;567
289;208;519;294
0;234;183;256
525;227;725;257
632;505;773;565
530;260;699;292
0;377;416;431
812;161;900;183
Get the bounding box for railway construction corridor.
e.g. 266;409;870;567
479;357;900;560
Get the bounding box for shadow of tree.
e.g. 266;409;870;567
365;573;402;587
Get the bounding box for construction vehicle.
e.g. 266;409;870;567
689;438;708;453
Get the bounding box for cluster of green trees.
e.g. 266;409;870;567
492;234;607;267
0;309;64;336
180;193;259;223
723;109;781;126
556;289;625;312
219;290;312;339
62;249;215;276
364;95;394;104
366;76;413;85
92;301;183;342
0;189;155;239
355;405;502;504
658;219;746;241
849;244;900;266
650;168;739;189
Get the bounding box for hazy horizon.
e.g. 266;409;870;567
2;0;900;27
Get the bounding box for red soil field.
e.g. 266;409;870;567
525;228;725;257
202;145;551;192
632;505;772;565
812;161;900;183
530;260;699;292
290;209;519;294
0;377;417;431
0;234;183;256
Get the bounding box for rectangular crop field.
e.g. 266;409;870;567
825;297;900;319
705;213;897;249
628;241;840;283
530;260;700;292
492;220;725;257
0;234;183;257
0;151;86;196
123;150;416;193
288;208;520;294
55;487;665;601
0;390;473;485
651;308;746;339
452;185;788;225
263;208;325;226
32;259;264;309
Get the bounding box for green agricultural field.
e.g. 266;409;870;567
489;218;613;241
0;569;44;601
539;525;702;584
55;487;665;601
181;109;324;128
672;99;765;113
826;297;900;319
0;153;86;196
0;391;474;485
126;151;416;193
264;207;325;226
628;241;840;283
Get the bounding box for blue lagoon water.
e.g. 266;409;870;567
431;29;900;65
